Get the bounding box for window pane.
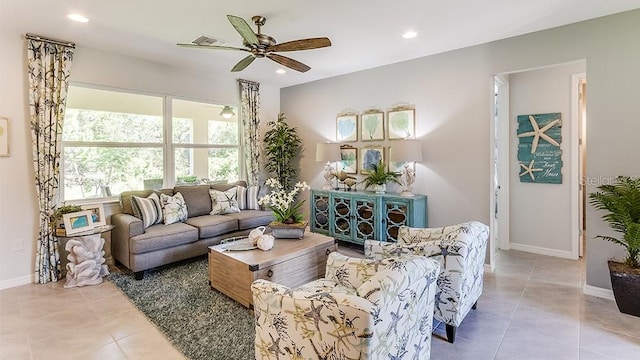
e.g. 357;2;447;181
174;148;239;183
63;147;163;200
172;99;237;145
63;87;163;143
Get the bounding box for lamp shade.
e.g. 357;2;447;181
219;106;235;119
315;142;341;162
390;139;423;162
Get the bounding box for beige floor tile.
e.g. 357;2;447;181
579;324;640;360
98;307;152;340
117;326;177;360
580;295;640;339
29;322;115;360
0;330;31;360
70;342;128;360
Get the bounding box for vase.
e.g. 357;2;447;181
373;184;386;194
269;221;308;239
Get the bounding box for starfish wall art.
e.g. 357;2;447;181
516;113;563;184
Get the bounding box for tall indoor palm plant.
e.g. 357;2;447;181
263;113;302;189
589;175;640;317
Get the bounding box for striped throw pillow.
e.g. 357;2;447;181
237;186;247;210
131;193;163;229
246;186;260;210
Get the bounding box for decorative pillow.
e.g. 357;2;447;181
236;185;260;210
160;192;188;225
131;193;163;229
210;188;241;215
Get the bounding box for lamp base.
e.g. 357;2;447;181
400;191;415;197
322;184;333;190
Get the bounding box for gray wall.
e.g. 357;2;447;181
281;9;640;290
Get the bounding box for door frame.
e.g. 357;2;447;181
571;72;586;259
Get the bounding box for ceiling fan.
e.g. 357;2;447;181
178;15;332;73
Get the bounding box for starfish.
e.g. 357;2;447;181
518;115;561;153
519;160;543;181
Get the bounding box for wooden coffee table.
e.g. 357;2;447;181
208;229;337;308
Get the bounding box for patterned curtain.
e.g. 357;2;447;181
238;79;261;186
26;35;75;284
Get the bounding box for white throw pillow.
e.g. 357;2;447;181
210;188;241;215
160;192;188;225
131;193;163;229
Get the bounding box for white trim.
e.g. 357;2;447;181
484;263;495;273
509;242;575;259
0;274;33;290
570;72;586;260
583;285;615;301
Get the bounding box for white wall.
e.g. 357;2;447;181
0;29;280;286
508;62;585;256
281;9;640;291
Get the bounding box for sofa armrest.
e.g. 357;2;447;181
111;213;143;268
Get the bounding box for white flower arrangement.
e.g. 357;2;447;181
258;178;310;224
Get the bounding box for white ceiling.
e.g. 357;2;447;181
3;0;640;89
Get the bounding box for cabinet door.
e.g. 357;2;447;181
311;191;330;235
353;197;377;244
331;195;353;241
381;199;410;242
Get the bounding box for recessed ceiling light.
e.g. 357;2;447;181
402;31;417;39
276;69;286;74
67;14;89;23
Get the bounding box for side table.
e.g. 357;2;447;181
62;224;114;288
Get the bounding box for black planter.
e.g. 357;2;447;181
608;261;640;317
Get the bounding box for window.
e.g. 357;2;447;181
61;85;240;200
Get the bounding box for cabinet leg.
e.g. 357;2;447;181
445;324;457;343
472;301;478;310
134;271;144;280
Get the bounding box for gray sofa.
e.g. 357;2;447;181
111;181;274;279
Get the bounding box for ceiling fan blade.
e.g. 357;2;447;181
267;37;332;52
226;15;259;46
231;55;256;72
266;53;311;73
177;43;249;51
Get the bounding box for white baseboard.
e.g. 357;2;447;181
0;274;33;290
583;285;615;301
509;242;576;259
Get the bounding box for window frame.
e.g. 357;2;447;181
60;82;243;201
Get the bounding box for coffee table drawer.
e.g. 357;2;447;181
255;243;337;288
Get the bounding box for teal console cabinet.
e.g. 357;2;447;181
310;190;428;245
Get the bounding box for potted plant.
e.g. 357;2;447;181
50;203;83;236
258;178;310;239
263;113;302;189
589;176;640;317
360;161;400;193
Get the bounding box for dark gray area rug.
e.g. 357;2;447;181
109;256;255;360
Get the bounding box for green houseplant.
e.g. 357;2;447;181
258;178;310;238
589;176;640;317
50;203;83;233
263;113;302;189
360;161;400;193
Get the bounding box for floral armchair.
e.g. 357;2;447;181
251;251;441;360
364;221;489;343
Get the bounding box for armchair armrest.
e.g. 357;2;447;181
324;252;385;290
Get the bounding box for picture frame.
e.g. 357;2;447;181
81;203;106;227
389;160;415;173
338;145;358;174
360;111;384;141
336;114;358;142
63;210;95;235
387;108;415;139
0;117;9;157
360;146;385;174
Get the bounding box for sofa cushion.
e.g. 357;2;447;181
131;193;163;229
225;210;274;230
160;192;189;225
174;185;211;217
186;215;239;238
120;189;173;215
209;188;241;215
129;222;198;254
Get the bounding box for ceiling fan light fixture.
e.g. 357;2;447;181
220;106;235;119
276;68;286;74
402;31;417;39
67;13;89;23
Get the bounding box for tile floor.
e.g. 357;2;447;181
1;249;639;360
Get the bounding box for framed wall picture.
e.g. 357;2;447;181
360;146;384;174
336;114;358;142
338;145;358;174
389;160;414;173
0;117;9;157
81;203;106;227
63;210;95;235
360;111;384;141
387;108;415;139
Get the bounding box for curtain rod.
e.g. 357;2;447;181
26;33;75;48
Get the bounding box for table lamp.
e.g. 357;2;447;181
390;140;423;197
315;142;341;190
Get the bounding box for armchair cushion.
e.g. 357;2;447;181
251;252;440;360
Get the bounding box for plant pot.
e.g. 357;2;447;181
608;260;640;317
373;184;386;194
269;221;308;239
